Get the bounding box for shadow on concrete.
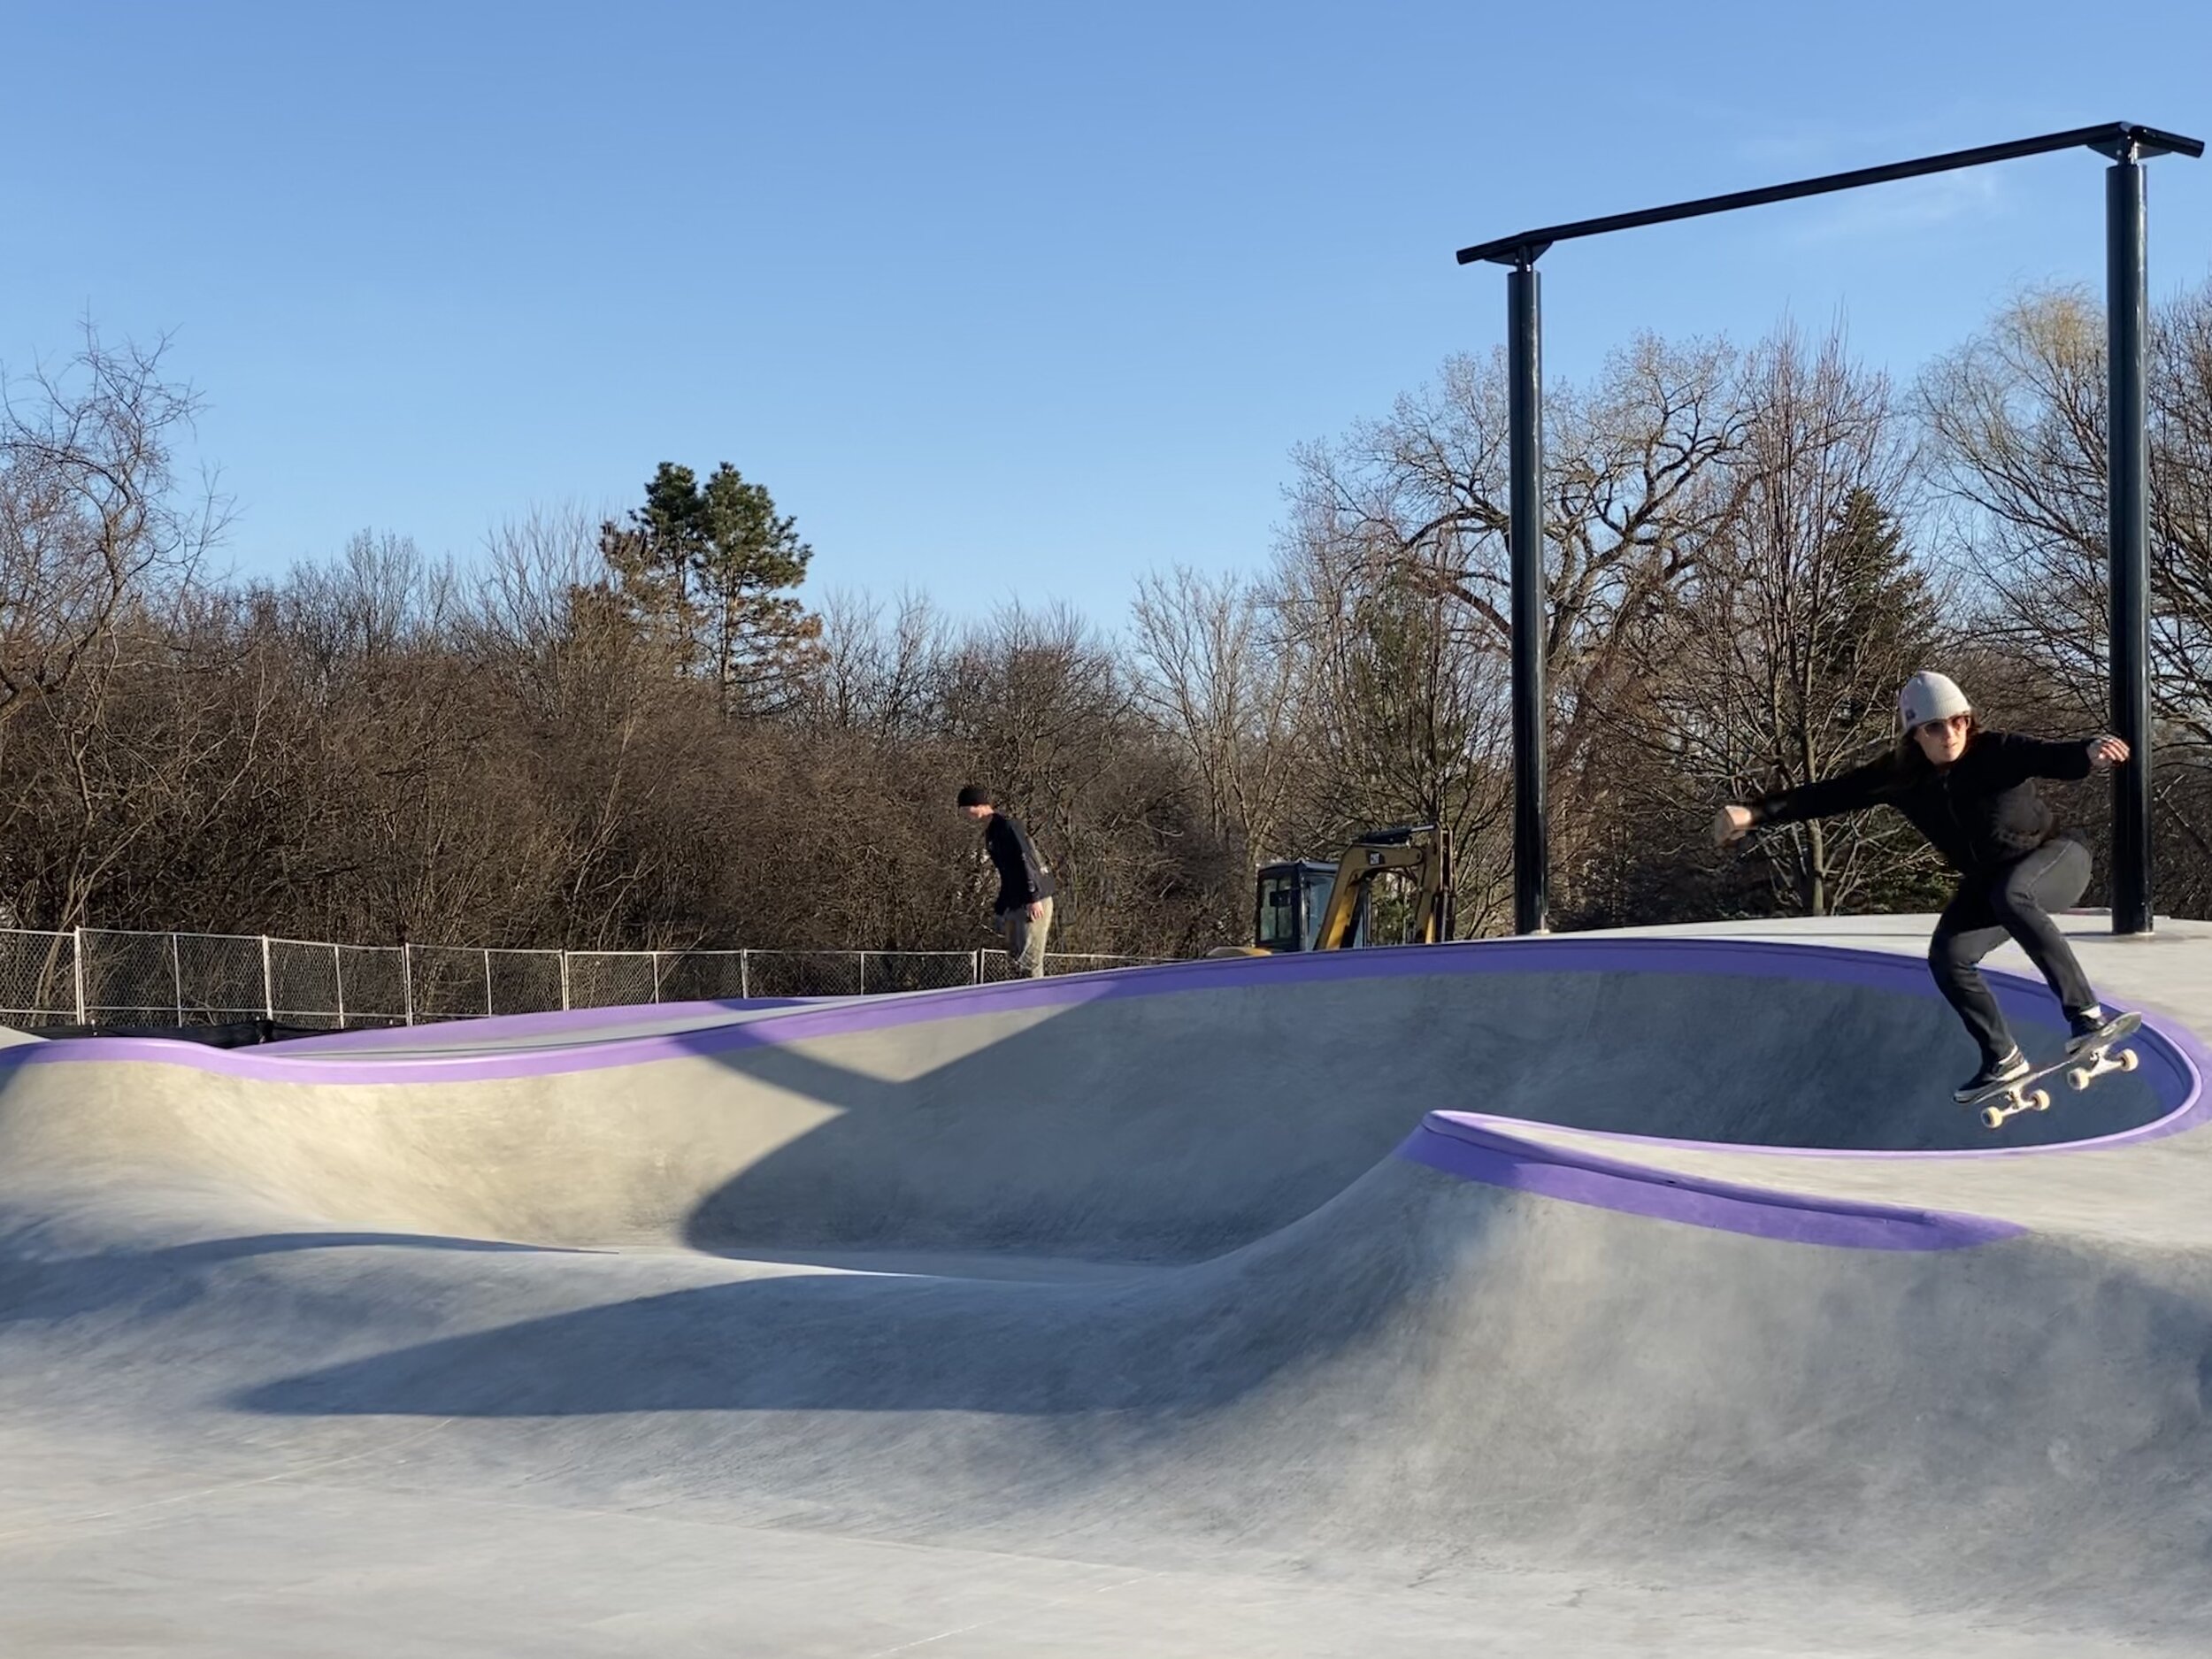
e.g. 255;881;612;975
0;1227;599;1330
666;966;2167;1263
232;1164;1455;1421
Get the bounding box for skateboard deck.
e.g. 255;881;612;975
1970;1011;2144;1130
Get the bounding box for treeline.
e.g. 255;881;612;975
3;283;2210;957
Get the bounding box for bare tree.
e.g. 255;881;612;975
1617;325;1950;916
1276;336;1747;927
1291;335;1746;774
1265;511;1517;933
1;589;273;933
1923;284;2212;749
1128;565;1302;864
0;327;227;730
804;587;948;741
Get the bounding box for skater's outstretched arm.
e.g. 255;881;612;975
1712;755;1897;846
1983;731;2130;785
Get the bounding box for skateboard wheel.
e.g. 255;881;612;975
2121;1049;2139;1073
2068;1066;2092;1091
1980;1106;2005;1130
2031;1089;2050;1111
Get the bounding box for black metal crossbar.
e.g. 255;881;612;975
1457;122;2203;268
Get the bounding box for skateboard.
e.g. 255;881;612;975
1970;1011;2143;1131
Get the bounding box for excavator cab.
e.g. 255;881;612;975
1253;860;1357;953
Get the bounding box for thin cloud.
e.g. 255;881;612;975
1729;114;2005;176
1713;115;2038;247
1780;170;2008;246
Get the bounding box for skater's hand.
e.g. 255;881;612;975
1713;804;1754;846
1026;900;1046;920
2086;734;2129;771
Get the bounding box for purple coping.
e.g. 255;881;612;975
1397;1114;2024;1251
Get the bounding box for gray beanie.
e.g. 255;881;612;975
1898;671;1971;730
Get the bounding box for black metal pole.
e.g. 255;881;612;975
1508;261;1548;934
2107;153;2154;934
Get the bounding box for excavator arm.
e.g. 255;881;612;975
1310;825;1453;949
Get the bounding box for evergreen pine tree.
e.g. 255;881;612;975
597;462;823;713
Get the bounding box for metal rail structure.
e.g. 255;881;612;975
1455;122;2205;937
0;926;1166;1030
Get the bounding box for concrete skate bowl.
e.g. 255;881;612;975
655;934;2203;1263
0;936;2200;1269
7;934;2212;1651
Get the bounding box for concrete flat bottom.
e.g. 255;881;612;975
7;1434;2183;1659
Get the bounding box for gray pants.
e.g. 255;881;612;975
1929;837;2096;1064
999;895;1054;979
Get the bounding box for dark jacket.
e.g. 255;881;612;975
1751;731;2093;874
983;811;1056;913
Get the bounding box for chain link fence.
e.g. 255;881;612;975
180;933;271;1022
0;928;76;1029
564;950;659;1010
0;926;1167;1029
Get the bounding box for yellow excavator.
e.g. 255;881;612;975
1212;823;1455;956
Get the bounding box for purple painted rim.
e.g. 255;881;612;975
3;935;2202;1161
1397;1114;2024;1251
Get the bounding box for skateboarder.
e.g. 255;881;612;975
957;784;1056;978
1713;671;2131;1102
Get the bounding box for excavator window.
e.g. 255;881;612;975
1303;866;1346;949
1254;863;1341;952
1256;870;1306;952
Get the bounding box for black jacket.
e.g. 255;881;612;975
983;811;1056;912
1752;731;2093;874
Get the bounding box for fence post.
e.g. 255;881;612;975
739;949;749;1000
172;933;184;1024
483;949;494;1018
333;942;346;1029
260;935;274;1020
73;926;87;1024
650;950;663;1005
559;951;572;1012
972;948;983;986
858;951;868;996
402;944;416;1026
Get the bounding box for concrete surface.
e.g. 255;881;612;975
3;916;2211;1655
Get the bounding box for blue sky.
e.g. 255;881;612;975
7;2;2210;626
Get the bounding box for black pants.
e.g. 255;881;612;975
1928;836;2098;1065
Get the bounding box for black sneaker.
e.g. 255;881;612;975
1955;1048;2031;1102
2066;1008;2116;1056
